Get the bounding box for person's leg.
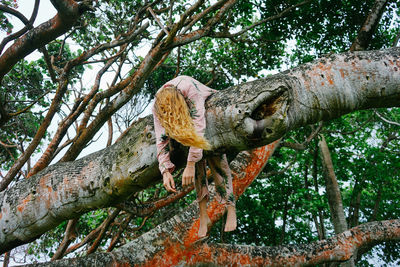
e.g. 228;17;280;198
225;206;237;232
208;154;237;232
194;160;210;237
198;198;211;237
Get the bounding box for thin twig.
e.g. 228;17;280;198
8;88;53;117
147;7;169;35
281;123;323;151
106;214;133;252
87;208;121;254
374;110;400;127
0;140;17;148
39;46;58;82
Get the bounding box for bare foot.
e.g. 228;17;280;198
224;206;237;232
198;199;211;238
198;215;211;238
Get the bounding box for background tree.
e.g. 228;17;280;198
0;0;399;266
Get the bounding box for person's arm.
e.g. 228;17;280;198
187;87;207;162
153;108;176;192
182;160;195;187
182;81;208;187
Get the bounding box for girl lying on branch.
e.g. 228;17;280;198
152;75;237;238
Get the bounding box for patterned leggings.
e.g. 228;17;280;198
195;154;235;206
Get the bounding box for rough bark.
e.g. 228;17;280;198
1;48;400;254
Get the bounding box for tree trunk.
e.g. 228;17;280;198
318;135;347;234
1;48;400;254
371;186;382;221
319;135;355;267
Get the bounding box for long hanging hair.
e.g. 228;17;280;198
154;85;211;150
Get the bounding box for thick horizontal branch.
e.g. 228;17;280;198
25;215;400;266
1;48;400;253
204;47;400;152
185;219;400;266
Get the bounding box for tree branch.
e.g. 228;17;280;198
86;208;121;254
106;214;133;252
350;0;389;51
169;0;237;47
24;219;400;266
50;218;78;261
280;122;322;150
181;0;228;34
0;75;70;191
0;5;29;25
39;46;58;83
27;41;129;178
0;0;93;81
374;110;400;126
185;220;400;266
0;0;40;54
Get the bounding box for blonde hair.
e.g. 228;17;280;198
154;85;211;150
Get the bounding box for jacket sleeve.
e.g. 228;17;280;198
185;81;208;163
152;106;175;174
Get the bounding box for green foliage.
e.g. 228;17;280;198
0;59;53;170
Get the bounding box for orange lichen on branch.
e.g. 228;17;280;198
339;68;348;79
16;194;32;213
316;62;334;85
233;141;279;197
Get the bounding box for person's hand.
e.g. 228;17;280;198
163;171;176;193
182;161;195;187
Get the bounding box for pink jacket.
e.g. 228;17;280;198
152;76;216;174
